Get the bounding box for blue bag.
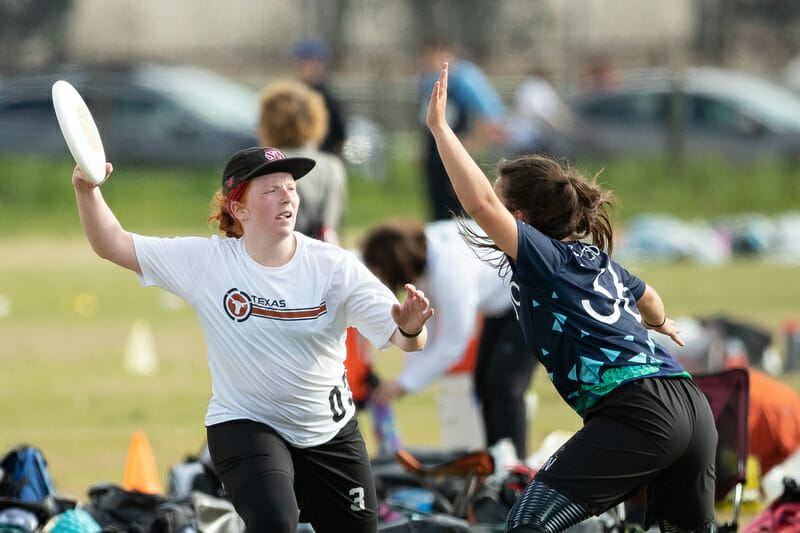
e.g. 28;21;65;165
0;446;57;506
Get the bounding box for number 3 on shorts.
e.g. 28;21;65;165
349;486;365;511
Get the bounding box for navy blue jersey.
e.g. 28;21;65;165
509;220;689;417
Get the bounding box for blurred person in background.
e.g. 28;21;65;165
292;38;347;156
505;66;579;158
577;53;621;95
71;147;433;533
418;37;506;221
258;79;346;244
362;219;537;460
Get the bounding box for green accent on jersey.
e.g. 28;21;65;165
570;368;692;417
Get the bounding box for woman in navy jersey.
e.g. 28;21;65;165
426;63;717;533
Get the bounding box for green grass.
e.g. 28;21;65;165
576;156;800;220
1;151;799;528
2;151;800;238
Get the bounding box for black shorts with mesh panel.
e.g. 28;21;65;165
533;376;717;530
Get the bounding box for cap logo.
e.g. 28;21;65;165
264;148;285;162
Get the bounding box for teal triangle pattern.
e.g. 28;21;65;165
552;291;558;299
548;372;554;382
624;335;635;342
581;330;590;338
532;299;540;308
579;356;603;384
601;348;621;362
552;313;567;332
568;365;577;381
541;348;549;356
629;353;649;364
647;338;656;354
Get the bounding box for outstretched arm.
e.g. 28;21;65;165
389;284;435;352
426;63;520;258
73;163;140;273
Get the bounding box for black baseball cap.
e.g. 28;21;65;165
221;147;316;195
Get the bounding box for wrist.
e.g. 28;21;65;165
643;316;666;328
398;325;422;338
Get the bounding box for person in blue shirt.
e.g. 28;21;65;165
426;63;717;533
418;38;506;221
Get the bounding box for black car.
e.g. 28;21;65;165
566;67;800;161
0;62;259;166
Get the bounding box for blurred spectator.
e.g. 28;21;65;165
258;78;403;455
362;219;537;458
577;53;621;94
417;38;506;221
257;79;346;244
505;66;578;157
291;38;347;156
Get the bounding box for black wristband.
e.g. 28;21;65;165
398;326;422;338
643;316;666;328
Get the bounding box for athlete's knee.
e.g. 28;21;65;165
505;480;591;533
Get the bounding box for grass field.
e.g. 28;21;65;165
0;152;799;526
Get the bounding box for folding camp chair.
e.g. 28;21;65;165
607;369;750;533
393;448;494;519
693;367;750;533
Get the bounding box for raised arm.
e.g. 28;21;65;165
426;63;520;258
72;163;140;273
388;284;434;352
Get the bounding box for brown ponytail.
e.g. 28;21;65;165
459;154;617;274
497;154;616;253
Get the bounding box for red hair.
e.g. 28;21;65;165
208;182;250;238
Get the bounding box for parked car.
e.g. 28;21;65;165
565;67;800;161
0;62;259;166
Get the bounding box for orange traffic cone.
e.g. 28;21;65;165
122;431;163;494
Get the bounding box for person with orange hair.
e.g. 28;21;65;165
71;145;433;533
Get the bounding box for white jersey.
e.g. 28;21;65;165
132;232;399;447
397;220;512;392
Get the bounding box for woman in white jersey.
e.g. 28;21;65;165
427;63;716;533
71;146;434;533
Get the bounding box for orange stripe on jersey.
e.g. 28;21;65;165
251;303;327;320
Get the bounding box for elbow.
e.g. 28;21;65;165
92;242;114;261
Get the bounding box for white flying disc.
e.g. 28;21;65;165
52;80;107;184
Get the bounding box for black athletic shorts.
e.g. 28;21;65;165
533;376;717;530
206;417;377;533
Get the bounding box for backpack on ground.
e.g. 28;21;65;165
82;482;196;533
0;446;57;505
0;445;59;524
